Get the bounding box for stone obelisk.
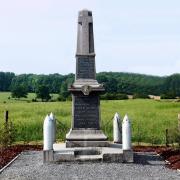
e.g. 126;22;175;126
66;9;108;147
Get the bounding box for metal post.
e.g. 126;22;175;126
4;110;8;123
178;114;180;131
165;129;169;147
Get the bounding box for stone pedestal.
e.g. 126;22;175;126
66;89;108;147
66;129;108;147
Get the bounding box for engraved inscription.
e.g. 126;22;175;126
73;95;99;128
76;58;95;79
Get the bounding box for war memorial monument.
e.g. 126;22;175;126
43;9;133;163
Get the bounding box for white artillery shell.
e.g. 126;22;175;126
49;112;56;143
122;114;132;150
113;112;122;143
43;115;54;150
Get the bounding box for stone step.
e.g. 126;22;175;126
75;155;102;162
54;150;103;162
54;151;74;162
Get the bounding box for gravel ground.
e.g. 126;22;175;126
0;151;180;180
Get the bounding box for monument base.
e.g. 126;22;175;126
43;143;134;163
66;129;108;147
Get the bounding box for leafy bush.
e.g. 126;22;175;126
161;92;176;99
66;95;72;101
174;129;180;148
32;98;37;102
116;93;128;100
57;94;66;101
100;93;128;100
133;93;149;99
166;128;180;148
0;121;17;147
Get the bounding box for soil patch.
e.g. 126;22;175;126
133;146;180;170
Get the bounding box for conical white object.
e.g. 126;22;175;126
122;114;132;150
49;112;56;142
43;115;54;150
113;112;122;143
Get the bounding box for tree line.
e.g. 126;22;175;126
0;71;180;100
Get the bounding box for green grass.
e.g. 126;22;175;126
0;92;179;144
101;99;179;144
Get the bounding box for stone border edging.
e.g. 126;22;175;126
0;153;21;174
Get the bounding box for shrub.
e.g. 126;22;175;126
100;93;128;100
32;98;37;102
0;121;17;147
66;95;72;101
57;94;66;101
133;93;149;99
166;128;180;148
116;93;128;100
174;129;180;148
161;93;176;99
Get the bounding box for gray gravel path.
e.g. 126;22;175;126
0;151;180;180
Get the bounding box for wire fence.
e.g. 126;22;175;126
0;111;180;148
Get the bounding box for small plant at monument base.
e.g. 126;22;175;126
174;129;180;149
166;128;180;148
0;121;17;148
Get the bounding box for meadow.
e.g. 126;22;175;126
0;92;179;145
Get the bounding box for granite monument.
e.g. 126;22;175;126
66;9;108;147
43;9;133;163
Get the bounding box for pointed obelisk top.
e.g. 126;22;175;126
76;9;95;55
69;9;104;90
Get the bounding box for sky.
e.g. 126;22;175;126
0;0;179;76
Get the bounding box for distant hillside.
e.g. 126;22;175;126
97;72;165;86
97;72;165;95
0;71;180;97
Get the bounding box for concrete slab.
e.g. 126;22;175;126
44;143;134;163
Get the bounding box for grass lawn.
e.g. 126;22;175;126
0;92;179;144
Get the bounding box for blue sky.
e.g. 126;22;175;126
0;0;179;76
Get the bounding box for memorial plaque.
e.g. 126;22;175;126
76;58;95;79
73;95;99;129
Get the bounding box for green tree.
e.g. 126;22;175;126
60;81;69;98
0;72;15;91
163;74;180;96
11;85;28;99
36;85;51;101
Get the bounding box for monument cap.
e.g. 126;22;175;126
77;9;94;55
79;9;92;17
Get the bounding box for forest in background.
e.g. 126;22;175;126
0;71;180;99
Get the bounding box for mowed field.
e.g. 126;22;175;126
0;92;179;144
